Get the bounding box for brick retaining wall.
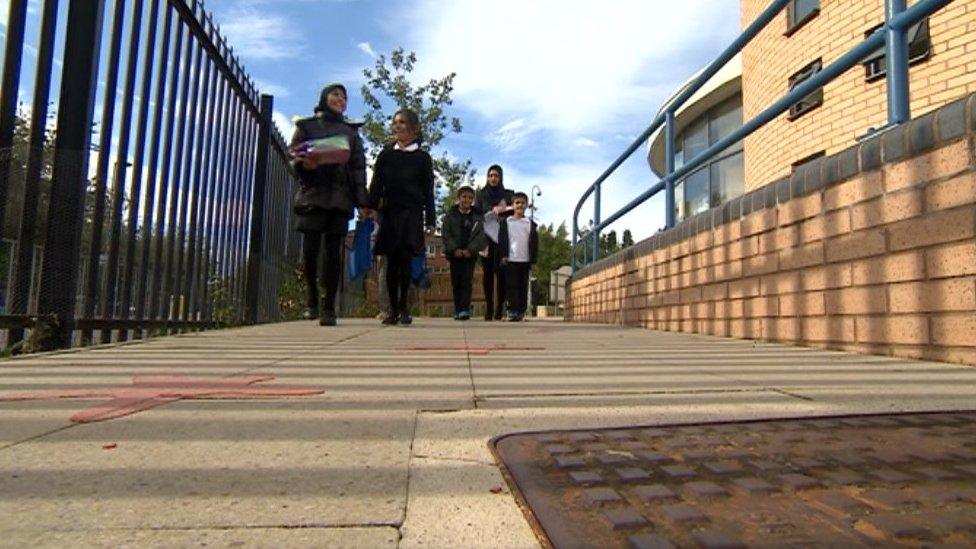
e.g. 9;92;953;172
567;93;976;366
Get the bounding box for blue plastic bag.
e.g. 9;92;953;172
410;253;431;288
348;218;374;280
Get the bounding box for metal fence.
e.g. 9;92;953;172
0;0;300;352
571;0;952;270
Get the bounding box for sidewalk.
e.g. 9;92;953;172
2;318;975;547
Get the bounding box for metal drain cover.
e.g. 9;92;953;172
491;412;976;548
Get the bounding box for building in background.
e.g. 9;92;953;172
647;0;976;222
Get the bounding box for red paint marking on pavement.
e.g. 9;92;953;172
400;344;546;355
0;375;324;423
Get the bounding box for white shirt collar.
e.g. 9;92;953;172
394;141;419;152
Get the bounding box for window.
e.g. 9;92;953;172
862;19;931;82
786;0;819;35
788;59;823;120
672;96;745;222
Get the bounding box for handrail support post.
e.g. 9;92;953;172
592;185;601;262
664;109;676;229
885;0;910;125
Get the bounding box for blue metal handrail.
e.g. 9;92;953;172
571;0;951;271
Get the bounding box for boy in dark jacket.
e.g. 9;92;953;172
497;192;538;322
442;186;487;320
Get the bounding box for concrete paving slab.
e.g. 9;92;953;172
1;318;974;548
0;405;415;531
399;457;538;549
412;396;827;465
6;526;399;548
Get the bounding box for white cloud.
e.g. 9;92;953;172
357;41;378;59
218;10;303;60
573;137;599;149
272;110;295;141
405;0;739;136
254;78;290;98
490;118;538;153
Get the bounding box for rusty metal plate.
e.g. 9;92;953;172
490;412;976;548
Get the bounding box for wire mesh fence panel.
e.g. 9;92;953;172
0;0;299;354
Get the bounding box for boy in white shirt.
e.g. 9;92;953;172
497;192;539;322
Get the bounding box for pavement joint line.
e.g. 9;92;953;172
412;454;497;467
460;325;479;409
0;423;74;452
237;328;381;377
769;387;817;401
26;523;403;532
397;410;422;539
476;388;783;399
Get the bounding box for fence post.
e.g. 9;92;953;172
885;0;910;125
664;109;676;229
37;0;106;348
244;94;273;324
7;0;57;346
0;0;28;244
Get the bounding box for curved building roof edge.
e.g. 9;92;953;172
646;53;743;177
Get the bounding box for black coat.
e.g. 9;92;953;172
497;217;539;264
368;145;436;256
441;206;487;257
475;185;514;218
290;111;368;224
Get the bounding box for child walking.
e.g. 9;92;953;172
442;186;487;320
497;192;538;322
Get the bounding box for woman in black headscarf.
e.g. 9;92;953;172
290;83;368;326
368;109;436;326
475;164;514;320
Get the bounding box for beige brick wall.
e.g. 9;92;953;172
741;0;976;190
567;133;976;366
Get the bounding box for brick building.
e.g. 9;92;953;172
570;0;976;366
741;0;976;189
648;0;976;222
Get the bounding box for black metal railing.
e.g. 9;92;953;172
0;0;300;351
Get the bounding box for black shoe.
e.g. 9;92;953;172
302;307;318;320
319;310;337;326
399;313;413;326
382;314;399;325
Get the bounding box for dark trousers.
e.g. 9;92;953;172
302;232;344;311
505;261;531;316
449;256;477;313
481;242;506;319
385;251;412;317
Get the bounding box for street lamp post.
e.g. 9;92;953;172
529;185;542;222
528;185;542;316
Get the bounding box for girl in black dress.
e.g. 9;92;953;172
290;83;368;326
368;109;436;325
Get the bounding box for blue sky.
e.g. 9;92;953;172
204;0;743;239
2;0;742;241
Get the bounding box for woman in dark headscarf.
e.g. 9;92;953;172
290;83;368;326
475;164;514;320
368;109;436;326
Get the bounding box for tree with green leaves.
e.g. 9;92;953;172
603;230;619;255
622;229;634;249
360;48;476;224
531;222;572;308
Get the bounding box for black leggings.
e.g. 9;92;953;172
385;251;412;316
303;232;344;311
481;242;506;319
